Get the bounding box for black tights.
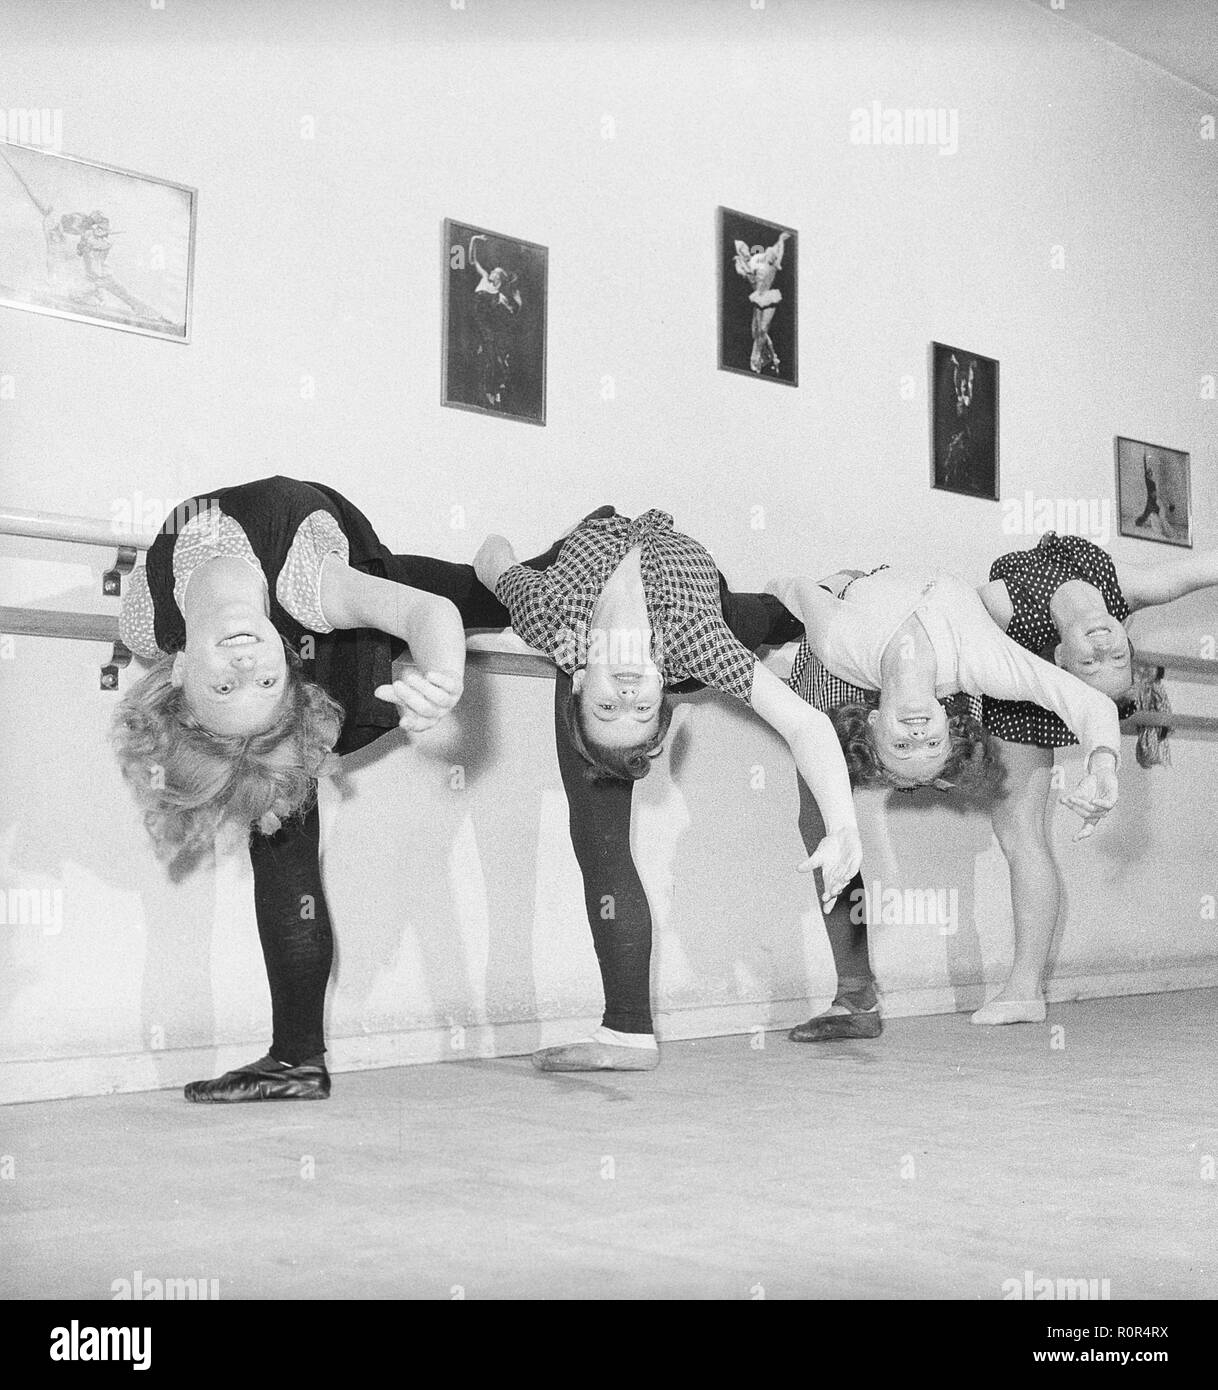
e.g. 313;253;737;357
796;774;875;1010
250;803;331;1064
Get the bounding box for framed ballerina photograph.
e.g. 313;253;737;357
0;141;195;342
717;206;797;386
442;218;547;426
930;341;999;501
1115;436;1192;547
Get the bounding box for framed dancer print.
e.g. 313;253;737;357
1115;436;1192;547
717;206;797;386
442;218;547;426
0;141;195;342
930;341;999;501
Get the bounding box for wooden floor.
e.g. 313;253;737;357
2;990;1214;1300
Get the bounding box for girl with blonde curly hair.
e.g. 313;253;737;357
114;475;472;1103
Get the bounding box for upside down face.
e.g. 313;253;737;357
1055;614;1134;701
868;703;951;786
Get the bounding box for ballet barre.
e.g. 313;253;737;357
0;504;154;597
1123;649;1218;737
0;606;559;687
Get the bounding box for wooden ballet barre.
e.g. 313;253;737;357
1120;711;1218;734
0;505;157;551
0;605;557;685
1134;650;1218;681
0;504;153;598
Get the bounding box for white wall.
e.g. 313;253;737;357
1;0;1215;1101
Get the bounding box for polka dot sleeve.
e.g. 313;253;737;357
117;565;163;660
277;510;351;633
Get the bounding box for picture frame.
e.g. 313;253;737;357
1115;436;1192;547
930;341;999;500
717;206;797;387
0;141;196;342
442;218;547;426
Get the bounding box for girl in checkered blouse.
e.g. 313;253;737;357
475;512;863;959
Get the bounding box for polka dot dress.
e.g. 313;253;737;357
982;532;1130;748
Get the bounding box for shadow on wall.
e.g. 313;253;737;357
0;578;220;1067
317;661;552;1056
879;788;993;1010
650;688;812;1020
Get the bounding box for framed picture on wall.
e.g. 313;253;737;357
1115;436;1192;547
442;218;547;426
930;341;999;500
717;207;797;386
0;142;195;342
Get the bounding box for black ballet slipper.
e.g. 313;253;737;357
788;1007;882;1043
184;1054;331;1103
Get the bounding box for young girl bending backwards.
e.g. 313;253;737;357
769;565;1122;830
474;508;863;1071
113;475;469;1102
777;570;993;1043
973;532;1218;1025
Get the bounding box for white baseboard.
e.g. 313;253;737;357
3;963;1216;1106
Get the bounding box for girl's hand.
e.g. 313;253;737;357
474;534;516;592
1060;767;1119;841
374;669;464;734
799;825;863;913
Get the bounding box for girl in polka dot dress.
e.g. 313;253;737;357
974;531;1217;1026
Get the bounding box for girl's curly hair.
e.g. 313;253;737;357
831;693;1005;797
111;641;344;869
560;679;675;782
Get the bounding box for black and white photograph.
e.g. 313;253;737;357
0;141;194;341
1;0;1217;1354
1115;435;1193;547
931;340;999;500
717;206;798;385
442;218;547;425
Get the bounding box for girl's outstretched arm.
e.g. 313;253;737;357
1114;550;1218;611
749;660;861;910
320;559;466;732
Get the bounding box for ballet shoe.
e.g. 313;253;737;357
970;998;1047;1026
184;1054;331;1102
788;1007;882;1043
531;1041;660;1073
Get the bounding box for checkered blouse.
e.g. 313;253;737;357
494;509;757;703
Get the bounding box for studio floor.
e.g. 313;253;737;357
2;990;1214;1301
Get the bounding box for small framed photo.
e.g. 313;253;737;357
442;218;546;426
930;342;999;500
717;207;797;386
0;142;195;342
1115;436;1192;547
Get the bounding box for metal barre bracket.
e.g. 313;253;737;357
102;545;138;597
101;640;132;691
